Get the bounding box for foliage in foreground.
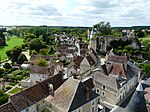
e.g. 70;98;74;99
0;90;9;106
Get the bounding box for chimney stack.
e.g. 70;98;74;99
85;87;90;100
48;83;54;97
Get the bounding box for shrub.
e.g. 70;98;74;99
3;63;12;69
12;70;23;76
9;82;15;86
17;54;28;64
0;90;9;106
35;57;48;67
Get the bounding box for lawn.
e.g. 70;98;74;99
0;37;24;61
8;87;20;94
9;86;26;94
139;36;150;42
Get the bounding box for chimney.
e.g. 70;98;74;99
48;83;54;97
18;84;23;91
85;87;90;100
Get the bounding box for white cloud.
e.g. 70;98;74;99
0;0;149;26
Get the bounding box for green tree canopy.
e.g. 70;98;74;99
0;90;9;106
142;64;150;78
35;57;48;67
29;38;46;52
17;54;28;64
94;21;112;35
3;63;12;69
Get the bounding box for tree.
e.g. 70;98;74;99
11;46;22;63
3;63;12;69
35;58;48;67
0;90;9;106
143;64;150;78
48;47;55;55
17;54;28;64
6;50;12;59
39;49;48;55
29;38;45;52
30;50;38;55
0;32;6;46
137;29;145;38
0;68;4;77
24;33;36;42
6;46;22;63
94;21;112;35
110;40;118;49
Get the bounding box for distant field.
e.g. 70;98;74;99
0;37;24;61
140;36;150;42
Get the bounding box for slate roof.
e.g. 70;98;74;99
0;73;65;112
125;82;148;112
46;77;99;112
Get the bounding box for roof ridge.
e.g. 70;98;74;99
66;78;80;112
136;81;143;92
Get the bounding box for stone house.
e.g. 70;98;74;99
111;82;147;112
45;77;99;112
92;61;140;109
0;73;65;112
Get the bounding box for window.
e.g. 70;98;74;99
92;101;94;105
96;88;100;94
102;91;105;97
78;108;81;112
102;85;105;90
26;108;29;112
91;106;94;112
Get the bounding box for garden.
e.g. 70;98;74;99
0;37;24;61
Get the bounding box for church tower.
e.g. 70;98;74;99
89;28;97;52
126;82;147;112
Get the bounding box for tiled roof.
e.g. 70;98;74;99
83;78;94;90
30;66;51;75
73;56;84;68
8;73;65;112
30;55;55;61
108;63;126;78
0;102;16;112
46;78;99;112
79;42;88;49
30;65;61;76
107;55;127;63
86;55;96;66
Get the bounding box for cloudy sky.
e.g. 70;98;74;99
0;0;149;26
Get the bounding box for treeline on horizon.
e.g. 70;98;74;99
14;25;150;29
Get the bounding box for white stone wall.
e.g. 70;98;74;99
36;99;47;112
116;76;138;104
21;104;37;112
66;67;77;77
80;58;91;74
30;73;49;85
